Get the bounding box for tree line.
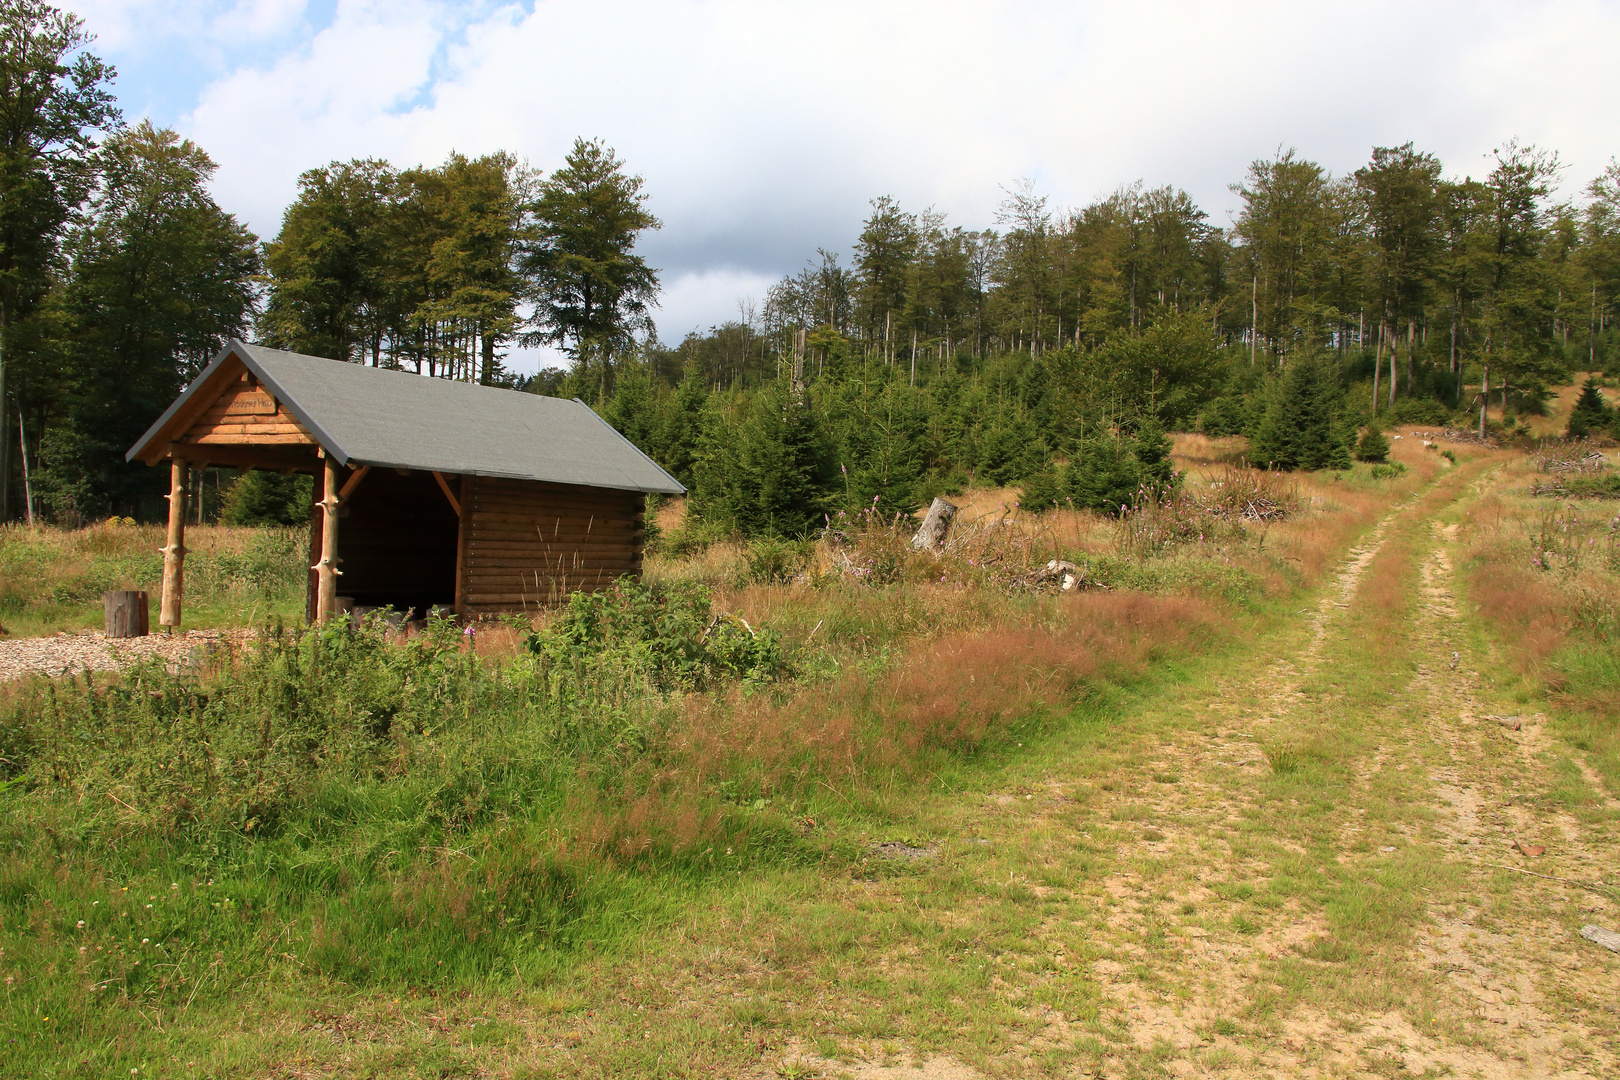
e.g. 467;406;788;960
5;0;1618;528
0;1;660;520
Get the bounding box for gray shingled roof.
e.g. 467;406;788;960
128;340;685;494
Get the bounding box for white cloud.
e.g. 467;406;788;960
91;0;1620;338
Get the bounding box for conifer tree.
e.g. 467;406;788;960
695;381;835;537
1132;417;1176;495
1069;431;1140;514
1354;424;1391;462
1018;462;1064;512
1251;355;1350;470
1566;375;1610;437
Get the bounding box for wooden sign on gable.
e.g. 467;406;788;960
222;388;278;416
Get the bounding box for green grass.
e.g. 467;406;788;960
12;455;1588;1077
0;522;307;635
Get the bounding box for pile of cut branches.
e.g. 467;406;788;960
1529;438;1610;476
1443;427;1497;447
1194;464;1299;522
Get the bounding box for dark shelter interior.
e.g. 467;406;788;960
332;469;459;616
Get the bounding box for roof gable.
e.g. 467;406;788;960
128;341;685;495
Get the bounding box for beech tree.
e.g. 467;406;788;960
0;0;118;517
40;121;258;517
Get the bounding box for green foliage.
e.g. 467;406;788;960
1098;310;1226;429
1369;461;1408;480
1069;432;1140;515
1354;425;1391;463
1567;375;1611;437
742;536;809;585
1251;356;1351;471
694;382;837;538
528;579;789;691
523;137;661;385
1133;417;1176;495
1018;463;1065;512
36;122;259;518
220;470;313;527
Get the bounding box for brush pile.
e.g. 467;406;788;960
1194;464;1299;522
1443;427;1497;447
1529;439;1610;475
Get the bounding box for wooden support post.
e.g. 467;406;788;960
337;464;370;501
160;458;188;627
432;470;461;516
454;473;470;614
316;454;340;622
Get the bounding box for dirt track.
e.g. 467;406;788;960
774;461;1620;1078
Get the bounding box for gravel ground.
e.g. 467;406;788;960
0;629;253;682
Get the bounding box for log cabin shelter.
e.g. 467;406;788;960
127;339;684;627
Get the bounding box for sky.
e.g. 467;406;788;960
68;0;1620;374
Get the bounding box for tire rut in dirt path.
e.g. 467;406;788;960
1400;502;1620;1078
1058;469;1619;1078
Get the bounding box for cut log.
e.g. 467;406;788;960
911;497;958;552
103;590;149;638
1581;925;1620;953
1022;559;1087;592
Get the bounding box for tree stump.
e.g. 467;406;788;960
911;497;959;552
104;590;149;638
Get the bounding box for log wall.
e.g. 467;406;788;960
461;476;644;613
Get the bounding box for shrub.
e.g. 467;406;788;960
527;578;790;689
742;536;809;585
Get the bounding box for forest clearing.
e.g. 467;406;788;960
4;4;1620;1076
2;417;1617;1079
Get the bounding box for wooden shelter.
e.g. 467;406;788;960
128;340;684;625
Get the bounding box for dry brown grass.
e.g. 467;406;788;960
562;588;1229;863
1171;432;1252;468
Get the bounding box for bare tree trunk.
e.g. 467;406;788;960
316;454;340;623
1479;361;1490;439
1388;327;1398;410
160;459;189;627
16;406;31;526
1250;274;1258;367
1458;291;1470;375
0;302;8;522
1406;320;1416;386
1372;321;1383;413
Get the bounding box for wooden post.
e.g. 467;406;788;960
316;453;340;622
160;458;188;627
306;465;323;624
104;590;149;638
453;473;470;614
